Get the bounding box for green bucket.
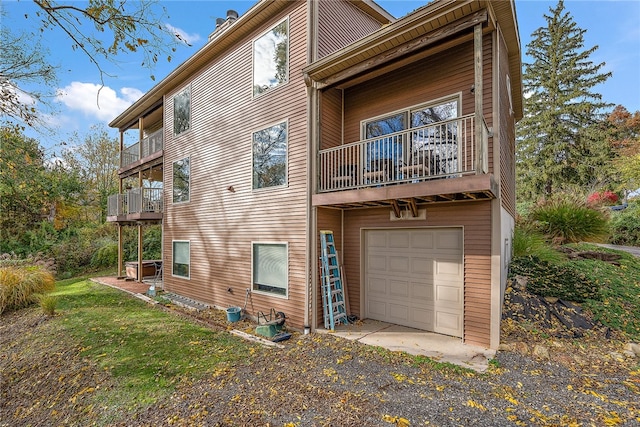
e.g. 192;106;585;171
226;307;242;322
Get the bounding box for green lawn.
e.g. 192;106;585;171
50;278;254;409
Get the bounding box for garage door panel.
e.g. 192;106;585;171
368;299;387;318
435;258;463;277
389;279;409;298
436;230;463;250
434;310;462;336
389;231;411;248
411;307;434;328
368;277;387;295
365;228;463;337
369;233;387;248
368;255;387;271
388;303;409;322
389;256;410;272
410;280;432;301
411;232;434;249
411;257;432;274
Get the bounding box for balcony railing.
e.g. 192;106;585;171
107;187;163;217
121;128;164;168
318;114;489;192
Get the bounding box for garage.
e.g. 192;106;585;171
364;228;463;337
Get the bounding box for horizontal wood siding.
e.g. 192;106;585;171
316;207;343;328
341;201;492;347
320;88;343;149
342;37;494;173
317;0;383;59
497;30;516;216
162;2;309;329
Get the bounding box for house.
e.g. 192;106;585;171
107;0;522;349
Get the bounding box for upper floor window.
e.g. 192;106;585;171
253;121;287;189
173;157;190;203
253;18;289;97
173;86;191;135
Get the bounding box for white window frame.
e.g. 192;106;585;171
252;17;289;98
172;156;190;204
173;85;191;136
172;240;190;279
251;242;288;298
251;120;288;191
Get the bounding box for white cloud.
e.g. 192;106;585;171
165;23;201;46
56;82;144;122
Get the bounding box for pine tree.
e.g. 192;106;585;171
516;0;612;202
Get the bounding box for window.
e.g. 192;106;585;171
173;157;190;203
362;97;460;175
252;243;288;297
253;121;287;189
173;86;191;135
172;241;190;278
253;18;289;97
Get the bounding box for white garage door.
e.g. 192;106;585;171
364;228;463;337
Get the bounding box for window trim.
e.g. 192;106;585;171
252;16;290;99
173;84;192;136
251;241;289;299
172;240;191;279
251;119;289;191
172;156;191;204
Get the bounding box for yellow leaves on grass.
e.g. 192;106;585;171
382;414;410;426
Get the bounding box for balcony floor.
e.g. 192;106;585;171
312;174;497;209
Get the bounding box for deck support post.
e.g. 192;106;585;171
474;23;483;174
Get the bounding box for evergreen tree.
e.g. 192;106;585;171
516;0;612;202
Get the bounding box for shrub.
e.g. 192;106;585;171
509;255;600;302
531;195;609;244
587;190;619;206
0;266;55;314
91;242;118;268
608;201;640;246
512;225;563;263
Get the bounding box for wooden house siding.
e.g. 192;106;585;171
340;201;492;347
317;0;384;59
162;1;310;328
320;88;344;149
341;37;494;173
497;29;516;216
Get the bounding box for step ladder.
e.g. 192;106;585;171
319;230;348;330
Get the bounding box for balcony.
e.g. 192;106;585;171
120;128;164;171
313;114;495;210
107;187;163;223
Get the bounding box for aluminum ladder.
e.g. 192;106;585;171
319;230;348;330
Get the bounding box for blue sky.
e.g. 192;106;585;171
3;0;640;155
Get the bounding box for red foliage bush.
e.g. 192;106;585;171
587;190;618;206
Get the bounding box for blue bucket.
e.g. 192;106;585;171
226;307;242;322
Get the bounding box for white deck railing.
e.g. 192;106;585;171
120;128;163;168
318;114;489;192
107;187;163;217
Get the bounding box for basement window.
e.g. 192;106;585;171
252;242;288;297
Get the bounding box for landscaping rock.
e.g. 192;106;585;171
624;342;640;358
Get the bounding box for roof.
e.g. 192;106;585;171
109;0;394;130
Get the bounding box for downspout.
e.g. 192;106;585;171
304;0;320;333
